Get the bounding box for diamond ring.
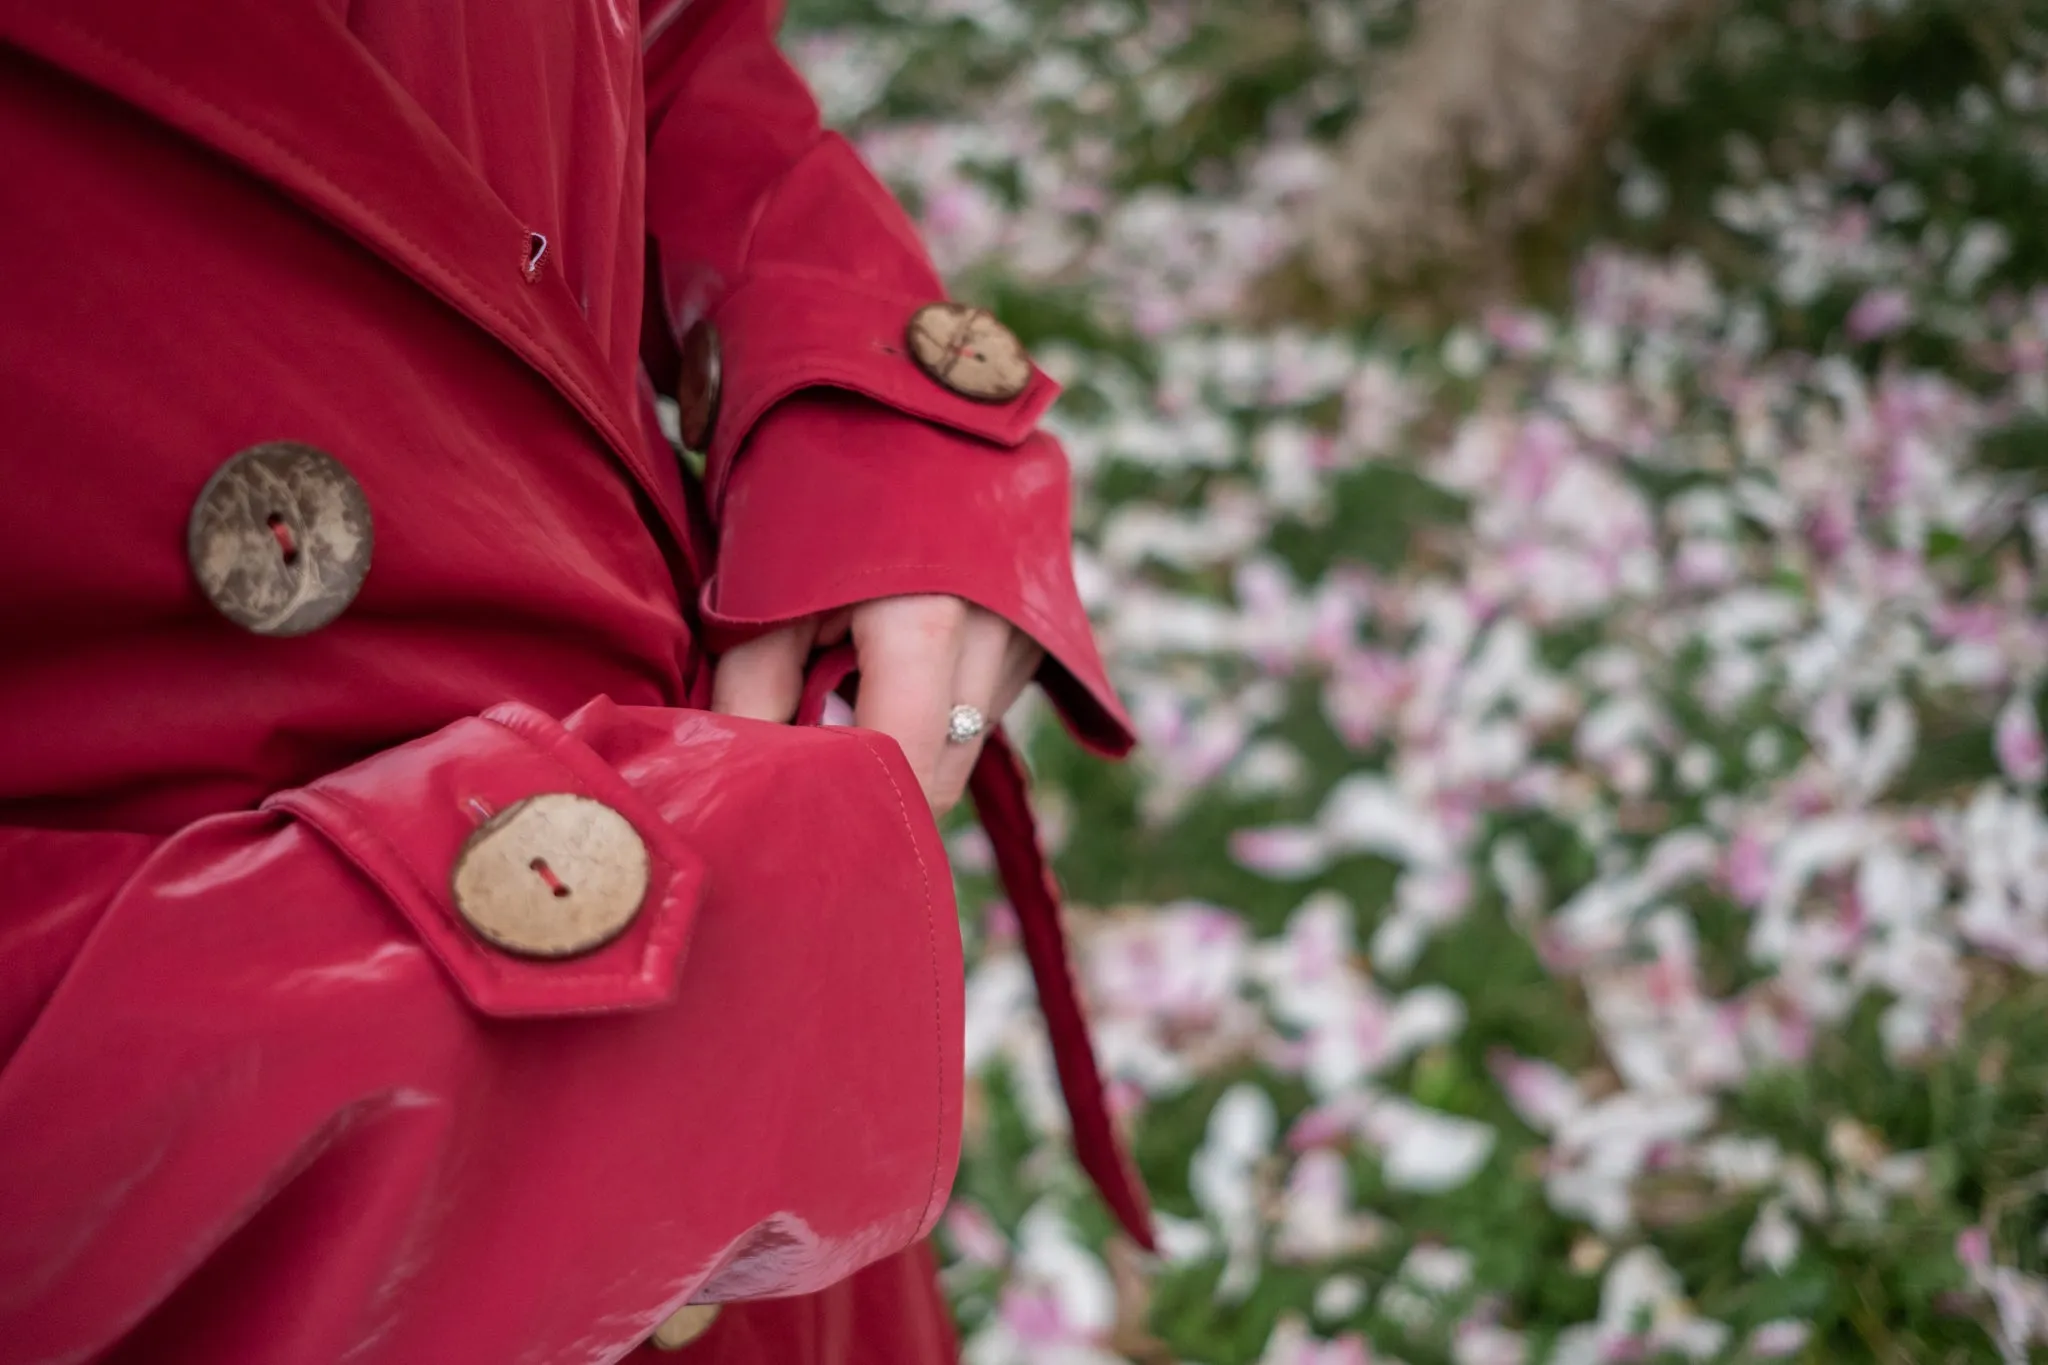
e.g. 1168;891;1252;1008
945;704;988;745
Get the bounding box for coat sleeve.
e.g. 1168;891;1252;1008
0;697;961;1365
639;0;1134;757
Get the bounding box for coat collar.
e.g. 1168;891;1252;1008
0;0;690;554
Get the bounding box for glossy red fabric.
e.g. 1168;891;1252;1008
0;0;1141;1359
1;703;963;1364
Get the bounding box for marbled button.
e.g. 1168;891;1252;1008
186;441;374;636
649;1305;722;1352
451;794;649;959
905;302;1031;402
676;320;722;453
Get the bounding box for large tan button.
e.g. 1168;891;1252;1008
450;794;649;959
906;303;1032;402
676;320;722;454
650;1305;721;1351
186;441;374;636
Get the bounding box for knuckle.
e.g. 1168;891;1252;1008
914;595;968;632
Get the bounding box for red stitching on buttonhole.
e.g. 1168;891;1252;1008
266;514;298;564
522;231;549;284
529;857;571;897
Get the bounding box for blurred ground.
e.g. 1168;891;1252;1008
783;2;2048;1360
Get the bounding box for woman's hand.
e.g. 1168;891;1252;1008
711;595;1044;813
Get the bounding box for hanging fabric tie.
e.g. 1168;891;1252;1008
796;644;1154;1252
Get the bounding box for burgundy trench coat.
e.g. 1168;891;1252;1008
0;0;1143;1360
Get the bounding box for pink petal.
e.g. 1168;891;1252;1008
1995;692;2046;786
1847;287;1913;342
1723;829;1773;907
1957;1225;1992;1271
1230;825;1328;878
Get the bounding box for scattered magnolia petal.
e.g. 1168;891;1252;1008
1995;691;2046;786
1742;1198;1801;1273
949;824;995;873
1402;1245;1477;1295
1959;1225;1993;1271
1487;1051;1583;1133
1149;1212;1216;1265
1595;1247;1731;1360
1747;1320;1812;1357
1233;739;1309;796
1387;986;1468;1056
1274;1150;1387;1262
1232;825;1331;878
945;1202;1012;1268
1846;286;1913;341
1312;1275;1369;1323
1452;1321;1529;1365
1192;1084;1277;1300
1695;1134;1784;1189
1258;1315;1377;1365
1318;775;1452;865
1016;1202;1117;1337
1363;1100;1498;1192
1380;1245;1475;1332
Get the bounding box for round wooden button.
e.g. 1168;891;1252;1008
676;320;722;453
450;793;649;959
650;1305;722;1351
186;441;374;637
905;303;1032;402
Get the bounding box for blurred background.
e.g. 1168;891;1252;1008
783;1;2048;1360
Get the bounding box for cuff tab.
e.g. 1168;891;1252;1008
268;705;708;1019
701;271;1060;512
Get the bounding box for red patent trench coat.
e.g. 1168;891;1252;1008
0;1;1150;1361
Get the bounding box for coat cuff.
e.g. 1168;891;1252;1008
699;392;1135;758
698;267;1060;516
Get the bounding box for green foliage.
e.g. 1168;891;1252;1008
792;1;2048;1360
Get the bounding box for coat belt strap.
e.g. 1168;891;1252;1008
796;645;1154;1251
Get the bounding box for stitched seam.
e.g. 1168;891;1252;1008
853;739;948;1234
47;22;686;550
718;260;943;300
722;359;1045;439
707;360;1046;514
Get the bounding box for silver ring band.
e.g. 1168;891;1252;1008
945;704;987;745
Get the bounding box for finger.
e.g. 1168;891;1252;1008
710;619;816;723
990;627;1046;721
851;595;968;805
930;607;1016;808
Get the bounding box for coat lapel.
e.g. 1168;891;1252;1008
0;0;690;553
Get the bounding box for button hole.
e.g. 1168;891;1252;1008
529;856;571;898
266;514;299;564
